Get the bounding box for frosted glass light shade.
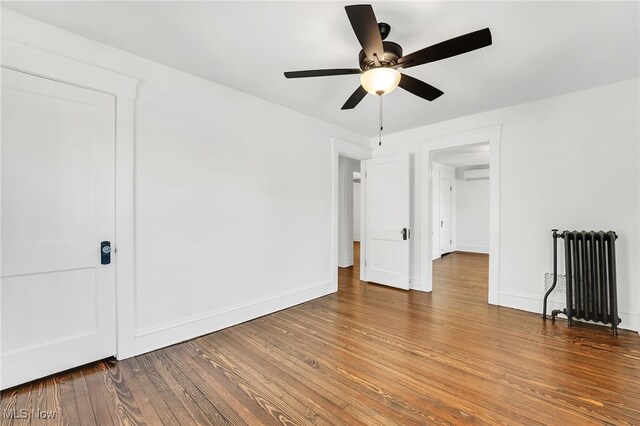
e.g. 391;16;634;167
360;68;401;95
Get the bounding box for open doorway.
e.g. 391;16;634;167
331;139;372;292
337;156;363;289
338;156;361;270
430;144;491;300
418;125;501;304
352;168;362;276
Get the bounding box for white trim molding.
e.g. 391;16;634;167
1;38;140;360
456;245;490;254
419;125;502;305
1;39;138;98
500;290;640;332
331;138;373;292
134;280;333;355
338;258;354;268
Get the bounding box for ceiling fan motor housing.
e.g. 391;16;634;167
359;41;403;70
378;22;391;40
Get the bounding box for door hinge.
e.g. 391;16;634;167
365;171;367;178
450;186;452;191
450;239;452;244
365;260;367;266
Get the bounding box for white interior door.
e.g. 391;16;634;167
1;68;117;389
364;154;410;289
439;177;453;254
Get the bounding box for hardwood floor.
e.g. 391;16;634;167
2;243;639;425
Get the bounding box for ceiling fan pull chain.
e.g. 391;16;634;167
379;95;383;146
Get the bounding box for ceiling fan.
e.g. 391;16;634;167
284;4;492;110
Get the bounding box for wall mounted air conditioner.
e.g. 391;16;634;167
463;168;490;181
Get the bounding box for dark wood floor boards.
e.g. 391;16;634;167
133;352;198;425
0;388;17;426
322;256;637;422
171;342;273;426
241;319;404;426
115;360;166;426
271;306;533;425
81;363;122;425
183;338;309;426
215;331;353;425
52;373;80;426
63;370;92;426
236;319;441;426
151;349;235;425
276;309;511;425
220;329;364;424
303;288;636;421
2;246;639;425
202;334;326;425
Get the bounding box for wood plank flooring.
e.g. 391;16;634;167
2;244;639;425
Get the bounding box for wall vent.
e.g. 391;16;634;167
462;168;490;181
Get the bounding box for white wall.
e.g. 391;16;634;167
353;181;361;242
338;156;354;267
373;77;640;331
456;175;490;253
2;10;370;355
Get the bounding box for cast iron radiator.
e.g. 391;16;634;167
543;229;621;335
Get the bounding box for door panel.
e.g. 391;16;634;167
440;177;453;254
364;154;410;289
1;68;116;389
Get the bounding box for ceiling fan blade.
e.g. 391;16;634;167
398;74;444;101
341;86;368;110
345;5;384;62
398;28;492;69
284;69;362;79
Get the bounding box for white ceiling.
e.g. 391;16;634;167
4;1;638;137
432;143;489;168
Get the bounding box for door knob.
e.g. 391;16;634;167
101;241;111;265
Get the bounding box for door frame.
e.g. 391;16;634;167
331;138;372;291
1;39;139;359
419;125;502;304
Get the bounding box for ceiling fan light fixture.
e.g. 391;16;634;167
360;67;401;95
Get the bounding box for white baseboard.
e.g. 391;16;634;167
410;278;428;292
455;244;489;254
132;280;333;356
353;236;360;242
499;289;640;332
338;257;353;268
